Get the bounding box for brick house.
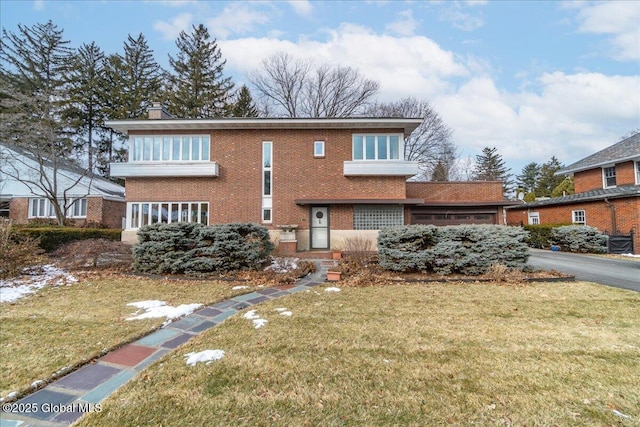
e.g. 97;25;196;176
505;133;640;254
108;106;513;251
0;142;126;229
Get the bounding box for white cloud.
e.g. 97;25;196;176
574;1;640;61
386;9;419;36
206;3;270;39
439;3;484;31
288;0;313;17
153;12;193;41
33;0;44;11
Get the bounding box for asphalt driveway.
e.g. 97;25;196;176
528;248;640;292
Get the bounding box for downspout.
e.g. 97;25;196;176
604;198;616;234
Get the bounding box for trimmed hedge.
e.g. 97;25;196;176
133;222;274;275
523;224;571;249
14;227;121;252
551;225;608;254
378;224;530;275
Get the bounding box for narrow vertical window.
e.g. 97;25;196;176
314;140;325;157
262;141;273;223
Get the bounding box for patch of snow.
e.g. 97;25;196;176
126;300;202;326
185;349;225;366
612;409;631;419
279;311;292;316
621;253;640;258
274;307;288;312
252;318;268;328
31;380;44;388
0;265;78;304
232;285;250;290
243;310;260;320
265;257;299;273
324;287;341;292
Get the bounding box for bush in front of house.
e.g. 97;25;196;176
551;225;608;254
523;224;571;249
378;224;530;275
0;222;47;279
132;222;274;275
14;226;121;252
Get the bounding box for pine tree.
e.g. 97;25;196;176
430;161;449;181
166;24;234;118
231;85;258;117
472;146;513;196
551;176;575;197
535;156;565;197
516;162;541;193
63;42;107;172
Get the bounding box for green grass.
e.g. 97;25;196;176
0;275;254;399
76;281;640;426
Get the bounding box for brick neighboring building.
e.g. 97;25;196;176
0;143;126;228
108;107;513;251
506;133;640;254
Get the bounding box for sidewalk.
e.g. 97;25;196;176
0;260;336;427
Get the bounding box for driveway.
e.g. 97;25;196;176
528;248;640;292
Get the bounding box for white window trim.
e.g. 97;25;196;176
28;198;87;219
127;201;209;229
635;160;640;185
572;209;586;225
602;165;616;189
131;135;210;163
314;140;325;158
528;212;540;225
352;134;403;161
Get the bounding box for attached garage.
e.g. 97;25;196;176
411;207;497;226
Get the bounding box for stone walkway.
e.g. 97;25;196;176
0;260;336;427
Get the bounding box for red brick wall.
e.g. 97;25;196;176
506;197;640;254
9;198;28;224
406;181;504;202
125;128;408;231
574;161;637;193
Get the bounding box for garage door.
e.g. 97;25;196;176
411;209;496;226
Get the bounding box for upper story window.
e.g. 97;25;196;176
602;166;616;188
314;140;325;158
131;135;210;162
352;134;402;161
635;161;640;184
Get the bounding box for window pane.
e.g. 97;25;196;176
314;141;324;156
377;136;387;160
191;203;199;223
151;203;159;223
134;137;143;161
141;203;150;226
353;136;363;160
162;138;170;161
153;137;161;161
202;136;210;161
182;138;190;160
263;209;272;222
365;136;375;160
263;142;271;168
389;136;399;159
264;171;271;196
181;203;189;221
131;204;139;228
200;203;208;224
192;137;200;160
143;137;152;161
161;203;169;223
172;137;181;160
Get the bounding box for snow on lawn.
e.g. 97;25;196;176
275;307;292;316
622;253;640;258
243;309;268;328
324;287;341;292
264;257;299;273
185;349;225;366
0;265;78;304
126;300;202;327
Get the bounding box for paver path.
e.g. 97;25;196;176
0;260;335;427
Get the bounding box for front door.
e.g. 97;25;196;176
310;206;329;249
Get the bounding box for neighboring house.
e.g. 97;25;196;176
108;105;513;251
0;142;126;229
506;133;640;254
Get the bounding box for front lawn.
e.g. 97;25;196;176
0;274;254;399
76;281;640;426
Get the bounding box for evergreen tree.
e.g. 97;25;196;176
430;161;449;181
165;24;233;118
0;21;84;225
516;162;541;193
231;85;258;117
63;42;107;172
472;146;513;196
551;176;575;198
535;156;565;197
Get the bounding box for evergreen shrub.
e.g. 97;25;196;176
15;226;121;252
523;224;571;249
132;222;274;275
378;224;529;275
551;225;608;253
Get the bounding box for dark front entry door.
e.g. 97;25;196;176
310;206;329;249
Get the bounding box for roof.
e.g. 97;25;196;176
0;142;125;200
558;133;640;175
105;117;423;137
505;185;640;209
294;198;423;205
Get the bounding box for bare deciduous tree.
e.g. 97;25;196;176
365;97;456;181
250;52;379;118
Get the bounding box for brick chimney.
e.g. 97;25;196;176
148;102;172;120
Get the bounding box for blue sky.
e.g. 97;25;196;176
2;0;639;176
